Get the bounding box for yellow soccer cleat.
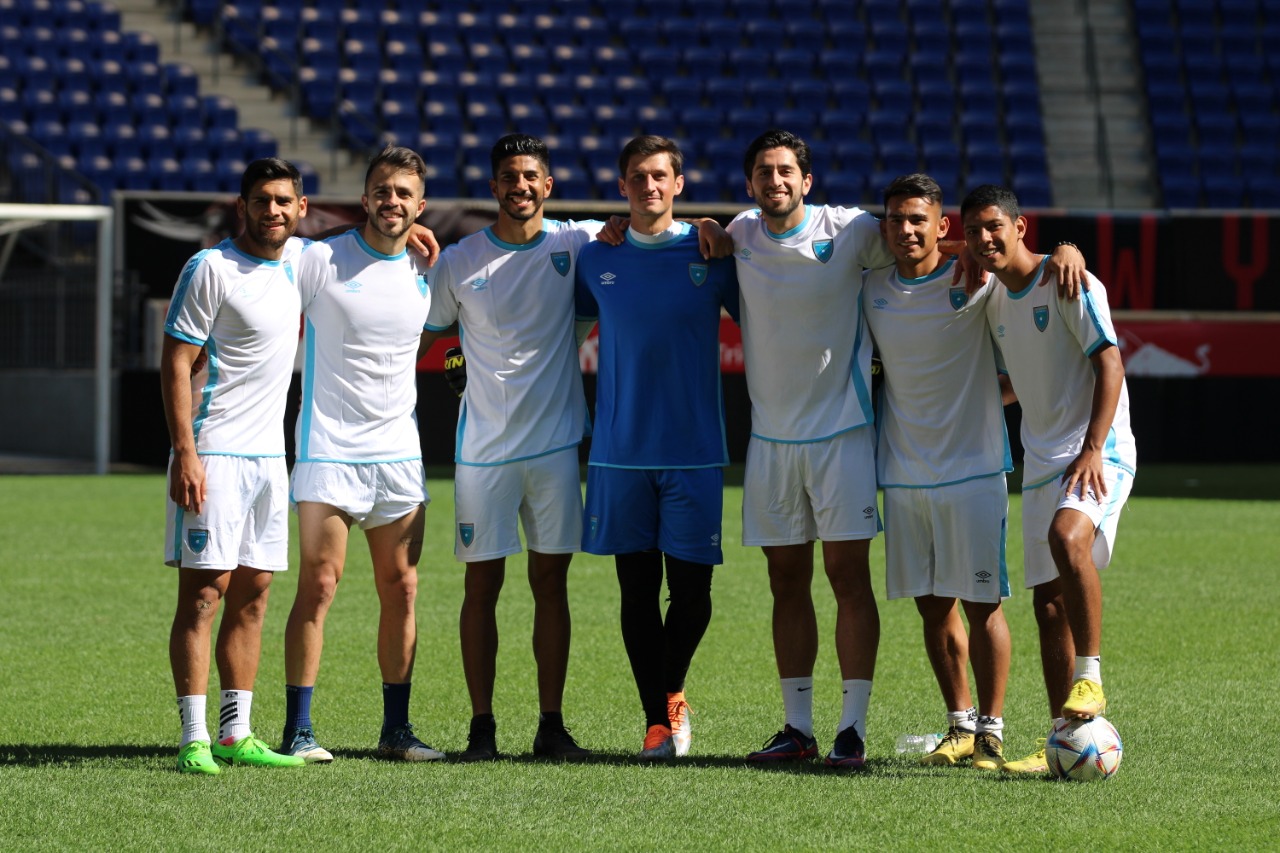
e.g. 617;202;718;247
1001;739;1049;774
972;731;1005;770
1061;678;1107;719
919;726;974;766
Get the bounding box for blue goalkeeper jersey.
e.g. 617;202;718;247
574;223;740;468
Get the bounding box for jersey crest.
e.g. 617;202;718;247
187;529;209;554
550;251;571;276
949;286;968;310
1033;305;1049;331
812;239;833;263
689;263;708;286
458;523;475;547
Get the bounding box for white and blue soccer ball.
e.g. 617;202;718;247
1045;716;1123;781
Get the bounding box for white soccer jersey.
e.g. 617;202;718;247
863;257;1012;487
295;229;434;463
728;204;895;443
985;263;1137;488
164;236;305;457
424;219;600;465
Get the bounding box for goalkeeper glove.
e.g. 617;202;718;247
444;346;467;397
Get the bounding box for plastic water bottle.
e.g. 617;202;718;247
895;732;942;754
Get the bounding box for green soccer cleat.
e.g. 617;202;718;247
212;733;306;768
176;740;220;775
972;731;1005;771
1061;678;1107;720
1001;739;1049;774
919;726;974;766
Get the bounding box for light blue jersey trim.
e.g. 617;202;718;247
424;322;451;332
1096;469;1130;528
1081;290;1118;355
296;456;424;464
998;515;1011;597
166;247;217;329
165;328;205;347
483;224;549;252
623;222;693;249
764;206;813;241
353;229;407;261
850;296;875;424
171;506;185;563
895;256;957;285
751;422;869;444
196;451;286;458
299;318;317;460
191;339;219;444
456;441;583;467
1005;256;1050;300
880;469;1011;490
226;243;283;267
1024;458;1135;491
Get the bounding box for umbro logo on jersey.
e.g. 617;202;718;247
873;298;888;309
813;239;834;263
459;523;475;547
711;533;720;545
950;287;968;310
689;263;708;286
975;570;992;583
1034;305;1049;331
863;506;876;518
344;280;363;293
550;251;571;276
599;272;617;286
996;324;1006;338
740;248;752;259
469;278;489;292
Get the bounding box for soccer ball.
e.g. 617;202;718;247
1045;716;1123;781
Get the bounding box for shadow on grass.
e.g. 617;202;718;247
0;744;174;767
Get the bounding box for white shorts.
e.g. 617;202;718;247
883;475;1010;603
1021;465;1134;588
453;448;583;562
742;427;879;547
164;454;289;572
290;459;429;530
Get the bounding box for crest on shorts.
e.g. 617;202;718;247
458;523;475;547
812;240;833;263
550;251;571;276
589;515;599;538
416;274;428;298
1033;305;1049;331
187;529;209;554
949;286;968;310
689;263;708;286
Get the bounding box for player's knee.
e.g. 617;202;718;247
528;567;568;602
378;569;418;608
825;564;873;602
298;569;340;612
1032;585;1066;626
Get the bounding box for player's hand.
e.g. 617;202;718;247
443;346;466;397
1044;243;1088;299
694;218;733;259
169;449;207;514
1061;447;1107;501
597;216;628;245
407;223;440;267
945;244;990;295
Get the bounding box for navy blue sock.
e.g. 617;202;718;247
285;685;314;731
382;682;411;731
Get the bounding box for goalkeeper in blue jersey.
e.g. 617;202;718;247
574;136;740;760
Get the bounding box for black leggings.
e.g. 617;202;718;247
615;551;714;728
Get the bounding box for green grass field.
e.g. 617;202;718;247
1;470;1277;850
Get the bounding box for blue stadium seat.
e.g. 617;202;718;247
1202;174;1246;208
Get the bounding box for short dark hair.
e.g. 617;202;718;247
960;184;1021;221
364;145;427;193
490;133;551;178
617;135;684;178
882;173;944;210
743;129;812;179
240;157;302;200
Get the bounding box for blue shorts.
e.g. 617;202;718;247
583;466;725;564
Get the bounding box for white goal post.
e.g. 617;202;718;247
0;203;115;475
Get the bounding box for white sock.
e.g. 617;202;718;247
837;679;872;739
218;690;253;744
177;695;209;747
947;706;977;733
976;714;1004;742
780;677;814;737
1074;656;1102;684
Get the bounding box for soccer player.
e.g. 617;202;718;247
162;158;309;774
574;136;739;760
420;133;601;761
280;146;442;763
863;174;1084;770
960;184;1137;774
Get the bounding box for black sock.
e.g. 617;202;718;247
616;551;669;728
662;556;714;694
